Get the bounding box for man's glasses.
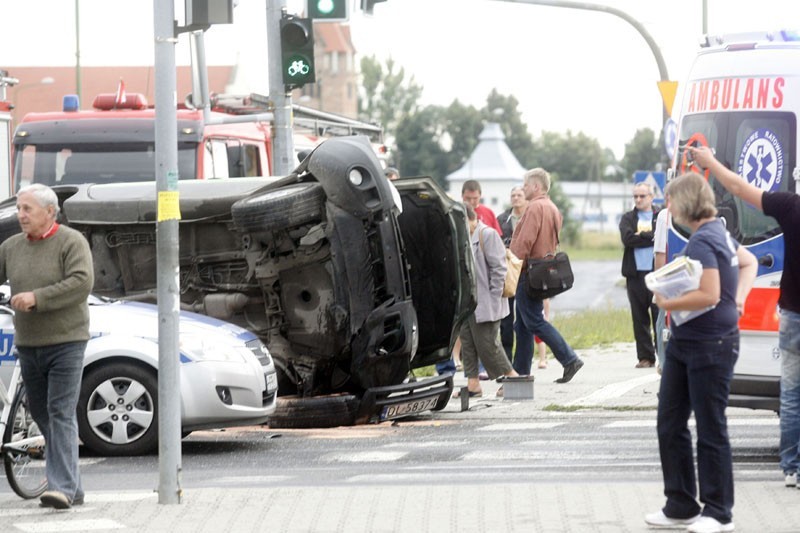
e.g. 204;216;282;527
633;194;649;199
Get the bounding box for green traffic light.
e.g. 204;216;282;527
317;0;335;15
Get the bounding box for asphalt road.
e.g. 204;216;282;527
548;259;628;314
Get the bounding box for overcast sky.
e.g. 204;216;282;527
2;0;798;157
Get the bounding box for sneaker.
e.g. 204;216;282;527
687;516;735;533
644;510;700;528
636;359;655;368
40;494;84;508
39;490;72;510
786;472;798;487
478;372;489;381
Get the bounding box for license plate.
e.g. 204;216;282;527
381;396;439;421
265;372;278;392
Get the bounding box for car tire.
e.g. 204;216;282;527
267;394;358;429
77;362;159;456
231;182;325;232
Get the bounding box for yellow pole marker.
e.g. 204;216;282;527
158;191;181;221
657;80;679;117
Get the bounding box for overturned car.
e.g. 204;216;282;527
1;136;475;427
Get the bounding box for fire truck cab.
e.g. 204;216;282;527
12;89;383;192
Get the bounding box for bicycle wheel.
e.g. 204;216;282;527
3;384;48;499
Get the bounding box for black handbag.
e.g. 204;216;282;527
525;251;574;299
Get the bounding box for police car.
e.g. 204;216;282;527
0;286;278;455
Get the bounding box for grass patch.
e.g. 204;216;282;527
412;306;633;378
551;307;633;350
563;231;623;261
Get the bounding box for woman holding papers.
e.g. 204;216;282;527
644;172;757;533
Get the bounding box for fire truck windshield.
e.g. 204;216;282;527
13;142;197;192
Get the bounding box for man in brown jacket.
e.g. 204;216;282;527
510;168;583;382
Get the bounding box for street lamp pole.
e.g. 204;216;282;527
489;0;670;124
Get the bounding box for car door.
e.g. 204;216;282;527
392;177;476;369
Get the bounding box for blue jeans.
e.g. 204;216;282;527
657;335;738;523
18;341;86;501
779;309;800;477
512;275;577;375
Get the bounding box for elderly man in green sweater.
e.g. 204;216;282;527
0;184;93;509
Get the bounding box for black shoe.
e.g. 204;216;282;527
555;358;584;384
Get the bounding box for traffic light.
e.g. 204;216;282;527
307;0;348;22
360;0;387;15
280;15;315;89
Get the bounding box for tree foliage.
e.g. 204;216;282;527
620;128;662;181
358;55;423;136
357;58;661;244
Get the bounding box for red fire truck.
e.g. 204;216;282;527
11;86;384;192
0;71;17;199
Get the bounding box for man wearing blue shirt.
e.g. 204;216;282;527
620;183;660;368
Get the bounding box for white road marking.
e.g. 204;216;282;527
214;475;292;484
13;519;125;532
382;440;468;448
604;417;778;428
325;451;407;462
477;422;565;431
567;374;661;406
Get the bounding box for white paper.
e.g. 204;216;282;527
645;257;714;326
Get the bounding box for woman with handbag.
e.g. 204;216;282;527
453;203;519;398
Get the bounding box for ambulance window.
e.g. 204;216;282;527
730;114;795;242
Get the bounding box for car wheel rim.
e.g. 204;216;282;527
85;377;154;445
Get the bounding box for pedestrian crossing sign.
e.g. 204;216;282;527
634;171;666;206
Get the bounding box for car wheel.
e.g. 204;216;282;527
231;182;325;232
267;394;358;429
77;363;159;456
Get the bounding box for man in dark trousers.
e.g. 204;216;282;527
0;184;94;509
619;182;660;368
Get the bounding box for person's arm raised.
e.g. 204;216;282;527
690;146;763;210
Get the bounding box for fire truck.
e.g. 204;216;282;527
0;71;16;198
11;87;385;192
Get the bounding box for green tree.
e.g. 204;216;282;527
531;130;606;182
620;128;661;180
358;56;423;136
394;105;450;184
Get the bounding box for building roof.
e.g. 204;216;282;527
446;122;527;182
315;23;355;54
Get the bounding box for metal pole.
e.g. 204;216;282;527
153;0;182;505
267;0;294;175
75;0;82;105
490;0;670;124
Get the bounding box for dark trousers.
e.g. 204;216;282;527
500;297;515;362
657;335;738;523
625;272;658;362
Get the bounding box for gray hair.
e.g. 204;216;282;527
524;168;550;193
633;182;653;195
18;183;60;216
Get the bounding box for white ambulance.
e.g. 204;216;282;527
669;29;800;412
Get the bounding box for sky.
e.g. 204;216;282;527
2;0;799;158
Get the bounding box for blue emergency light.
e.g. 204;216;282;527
63;94;80;112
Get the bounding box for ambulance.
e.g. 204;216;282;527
670;29;800;412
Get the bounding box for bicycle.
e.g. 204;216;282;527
0;295;47;499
